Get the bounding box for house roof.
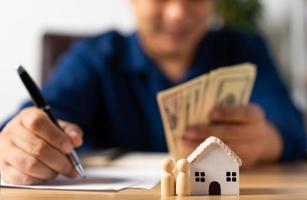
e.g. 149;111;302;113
187;136;242;166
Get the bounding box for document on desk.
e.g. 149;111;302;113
1;166;161;191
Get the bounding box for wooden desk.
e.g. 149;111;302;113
1;162;307;200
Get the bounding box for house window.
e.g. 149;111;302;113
195;171;205;182
226;171;237;182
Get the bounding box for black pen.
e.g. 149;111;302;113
17;66;86;178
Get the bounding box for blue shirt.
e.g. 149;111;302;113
1;28;306;161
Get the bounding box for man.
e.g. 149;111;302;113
0;0;305;185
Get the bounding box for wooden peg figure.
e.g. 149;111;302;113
161;158;176;196
176;159;191;196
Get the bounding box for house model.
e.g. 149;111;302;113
186;136;242;195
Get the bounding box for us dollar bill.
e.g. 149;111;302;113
157;63;256;160
199;63;256;123
157;89;185;159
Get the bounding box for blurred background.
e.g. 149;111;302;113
0;0;306;129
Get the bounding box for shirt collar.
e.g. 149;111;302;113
125;31;211;78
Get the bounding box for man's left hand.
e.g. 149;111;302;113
182;104;283;168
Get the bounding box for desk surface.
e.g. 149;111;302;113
1;162;307;200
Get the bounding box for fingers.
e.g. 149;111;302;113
10;124;76;177
201;124;261;143
182;126;262;168
182;128;202;149
19;108;73;153
182;124;260;147
58;121;83;148
0;139;56;181
0;161;44;185
0;107;82;185
210;104;265;124
181;104;270;168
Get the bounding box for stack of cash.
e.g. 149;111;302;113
157;63;256;160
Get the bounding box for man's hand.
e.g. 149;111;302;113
182;104;283;168
0;107;83;185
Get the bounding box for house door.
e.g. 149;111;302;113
209;181;221;195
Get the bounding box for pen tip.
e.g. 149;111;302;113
76;165;87;179
17;66;25;74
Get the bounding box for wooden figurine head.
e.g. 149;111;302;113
162;158;175;173
176;159;190;173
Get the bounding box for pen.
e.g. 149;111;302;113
17;66;86;178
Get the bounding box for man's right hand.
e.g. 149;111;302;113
0;107;83;185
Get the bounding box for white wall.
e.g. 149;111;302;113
0;0;135;122
260;0;307;111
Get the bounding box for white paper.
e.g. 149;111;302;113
112;152;170;168
1;166;161;191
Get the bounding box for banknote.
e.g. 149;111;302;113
157;88;185;158
157;63;256;160
157;75;206;159
199;64;256;123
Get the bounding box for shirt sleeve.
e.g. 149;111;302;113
247;33;306;161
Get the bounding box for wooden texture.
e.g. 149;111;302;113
176;159;191;196
1;162;307;200
161;159;175;196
